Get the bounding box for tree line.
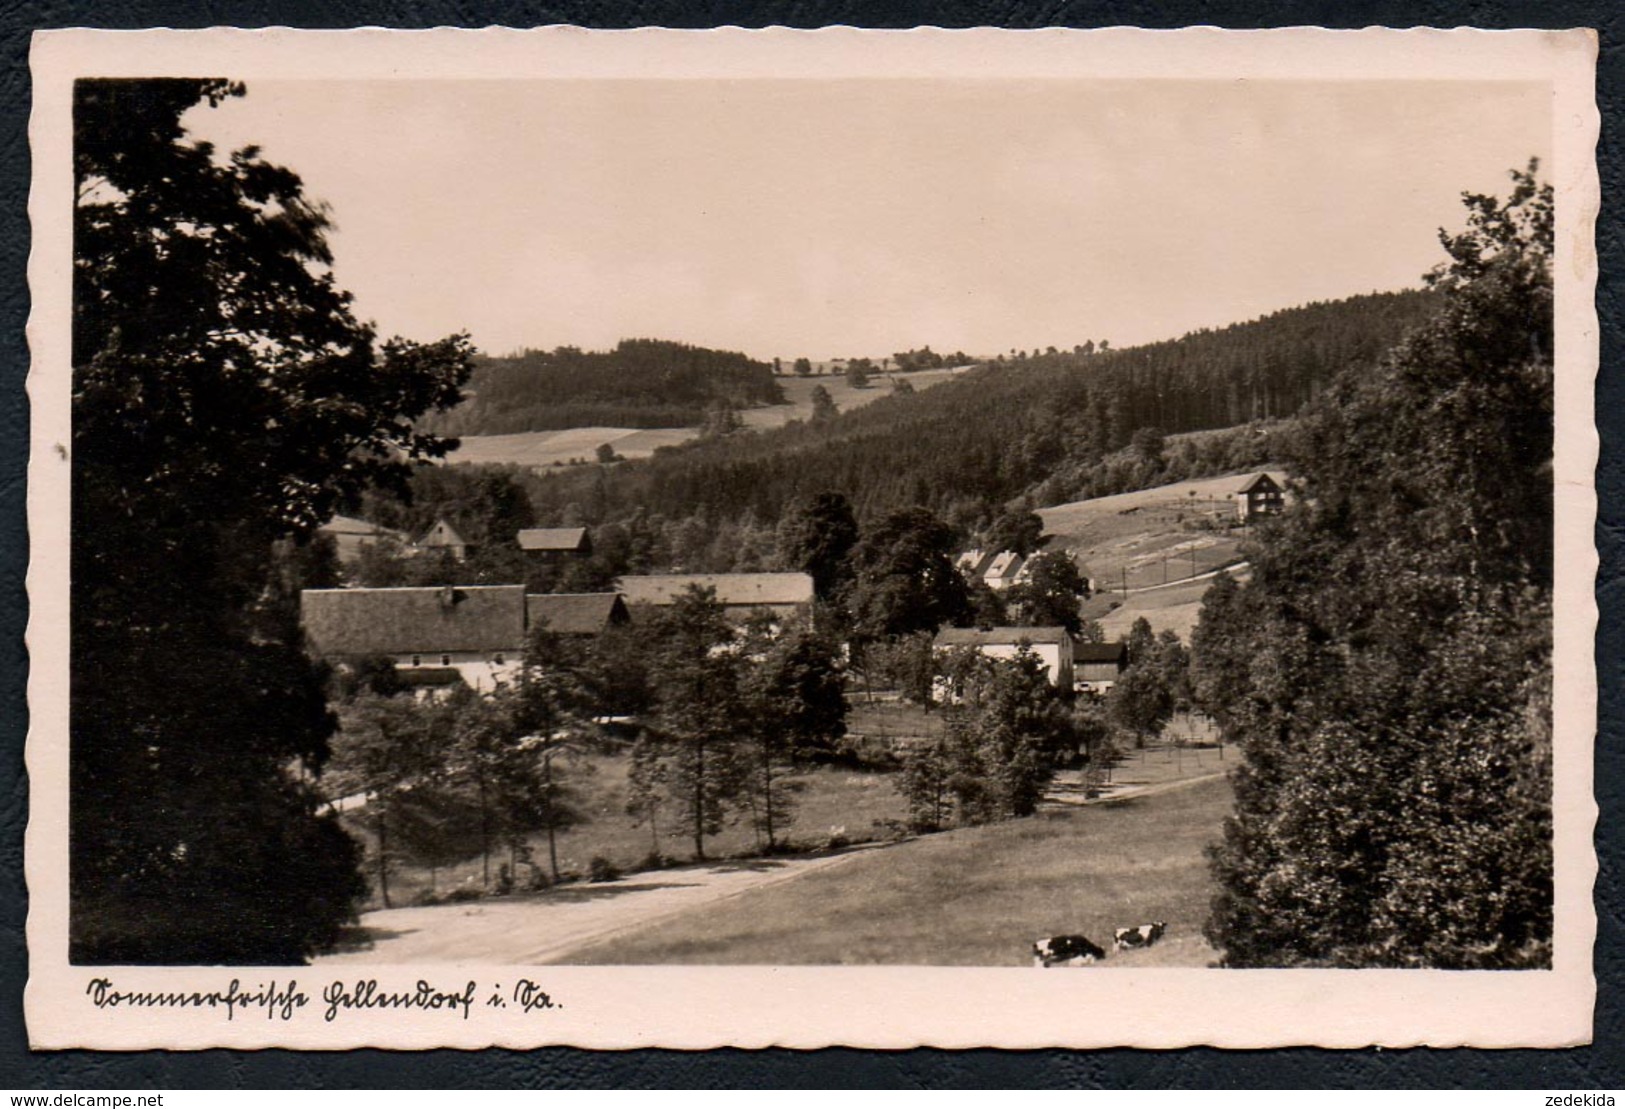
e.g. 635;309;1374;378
326;587;849;898
1190;164;1554;968
424;338;784;435
517;291;1434;533
71;79;476;963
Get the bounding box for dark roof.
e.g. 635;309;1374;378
1074;642;1128;664
517;527;590;552
395;667;466;688
934;626;1072;647
301;586;526;656
616;573;814;608
526;593;629;634
1237;472;1284;494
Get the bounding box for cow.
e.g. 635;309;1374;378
1032;935;1107;967
1113;922;1167;951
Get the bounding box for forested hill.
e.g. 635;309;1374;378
524;289;1437;529
425;338;784;434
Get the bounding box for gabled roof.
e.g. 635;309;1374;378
526;592;629;635
518;527;590;552
319;514;406;541
983;551;1025;580
616;573;815;608
1237;472;1284;494
955;548;987;573
1074;642;1129;664
301;585;526;656
934;626;1071;647
416;518;468;549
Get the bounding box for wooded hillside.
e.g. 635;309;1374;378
425;338;784;434
521;290;1436;529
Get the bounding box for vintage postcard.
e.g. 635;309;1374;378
25;26;1599;1049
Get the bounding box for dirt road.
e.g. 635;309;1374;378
316;847;881;965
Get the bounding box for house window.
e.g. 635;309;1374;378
441;654;451;666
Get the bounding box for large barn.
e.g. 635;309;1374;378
932;626;1075;692
615;572;815;625
300;586;629;691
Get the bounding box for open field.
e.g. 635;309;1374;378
1085;576;1220;641
339;753;909;911
565;773;1231;966
1038;469;1282;638
444;365;975;469
446;426;694;467
743;364;974;430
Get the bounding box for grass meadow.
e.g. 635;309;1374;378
341;753;912;911
561;774;1231;967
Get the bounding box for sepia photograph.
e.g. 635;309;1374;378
25;26;1599;1049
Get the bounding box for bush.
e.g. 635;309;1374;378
443;887;483;904
588;855;622;883
870;818;911;842
638;851;668;872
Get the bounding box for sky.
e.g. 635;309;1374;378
185;78;1551;363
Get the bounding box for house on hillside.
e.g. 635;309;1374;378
932;626;1075;693
317;514;409;563
301;584;526;692
414;517;470;561
954;548;993;579
982;551;1026;591
615;572;814;627
1235;472;1286;523
1073;642;1129;696
526;591;630;637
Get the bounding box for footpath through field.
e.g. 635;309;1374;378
317;744;1229;966
315;846;883;965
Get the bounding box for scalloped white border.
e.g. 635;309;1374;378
23;25;1600;1050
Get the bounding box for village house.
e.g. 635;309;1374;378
982;551;1027;591
1235;472;1286;523
414;517;471;561
300;586;631;693
932;626;1075;693
614;572;815;627
1073;641;1129;695
316;514;409;563
301;584;526;692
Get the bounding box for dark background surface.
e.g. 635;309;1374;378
0;0;1619;1089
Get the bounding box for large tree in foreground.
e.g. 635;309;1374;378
71;79;474;962
1197;163;1554;968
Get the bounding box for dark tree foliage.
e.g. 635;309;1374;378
845;507;970;642
71;79;473;963
776;492;859;600
1004;549;1089;635
522;290;1434;530
809;384;839;424
644;587;747;860
902;647;1073;826
426;338;783;434
1196;164;1554;968
984;508;1046;557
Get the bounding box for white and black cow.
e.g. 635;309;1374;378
1112;922;1166;951
1032;934;1107;967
